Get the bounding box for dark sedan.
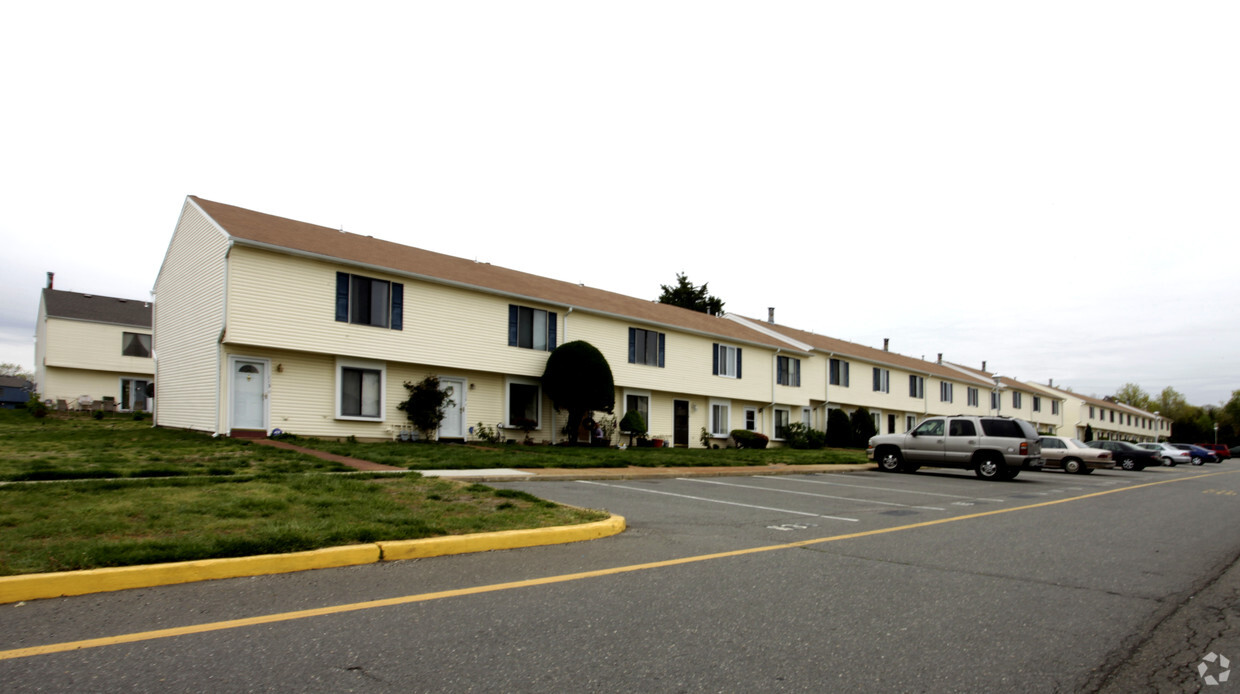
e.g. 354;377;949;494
1085;440;1160;471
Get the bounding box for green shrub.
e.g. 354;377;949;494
850;407;877;446
619;410;647;446
731;429;769;449
782;422;826;449
826;409;853;447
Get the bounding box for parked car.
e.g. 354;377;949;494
868;415;1043;480
1085;440;1160;471
1038;436;1115;474
1136;442;1189;466
1170;443;1218;465
1196;444;1231;460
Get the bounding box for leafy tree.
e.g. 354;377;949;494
0;363;32;381
1156;387;1191;420
541;341;615;444
657;273;725;316
849;407;877;447
1112;383;1155;412
397;375;455;441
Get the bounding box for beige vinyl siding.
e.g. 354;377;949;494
153;202;230;432
38;366;147;406
225;247;556;379
224;346;517;441
41;319;154;375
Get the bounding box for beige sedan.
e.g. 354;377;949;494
1038;436;1116;474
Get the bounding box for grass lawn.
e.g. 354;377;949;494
0;412;351;480
0;411;605;576
296;437;872;469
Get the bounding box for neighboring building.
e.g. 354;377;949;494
34;284;155;412
1027;382;1167;442
0;375;32;409
731;317;1004;436
941;363;1067;435
153;197;811;444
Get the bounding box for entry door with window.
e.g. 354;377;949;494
121;378;151;412
673;400;689;447
438;378;465;440
232;360;266;431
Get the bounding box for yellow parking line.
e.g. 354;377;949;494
2;469;1234;661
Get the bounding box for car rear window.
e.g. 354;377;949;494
980;418;1035;438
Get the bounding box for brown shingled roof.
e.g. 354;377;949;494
42;289;151;328
189;197;805;352
748;318;992;386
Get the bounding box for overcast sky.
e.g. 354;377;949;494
3;2;1237;407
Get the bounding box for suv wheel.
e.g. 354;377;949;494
975;455;1005;481
1062;458;1083;475
876;449;904;473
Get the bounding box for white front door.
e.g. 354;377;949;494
232;360;266;430
438;377;465;439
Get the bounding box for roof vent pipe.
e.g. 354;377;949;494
768;307;775;324
1049;378;1054;387
46;272;54;289
937;353;942;364
883;338;889;352
982;360;987;372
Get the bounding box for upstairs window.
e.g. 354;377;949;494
1012;392;1023;409
713;344;742;378
967;387;979;408
1033;396;1042;412
1052;401;1060;415
909;375;924;399
940;382;953;403
336;272;403;330
829;359;850;387
508;305;557;351
122;332;152;358
872;367;890;393
777;356;801;386
628;328;665;367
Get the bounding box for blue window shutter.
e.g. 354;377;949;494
335;272;349;322
657;333;665;368
390;282;403;331
547;312;557;349
508;305;519;346
736;348;742;379
712;343;719;375
628;328;636;364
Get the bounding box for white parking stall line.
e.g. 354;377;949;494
755;476;999;503
682;478;947;511
577;480;859;522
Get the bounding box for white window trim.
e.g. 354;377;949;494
709;398;732;437
504;375;542;430
335;357;386;421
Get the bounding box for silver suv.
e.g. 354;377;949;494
867;416;1043;480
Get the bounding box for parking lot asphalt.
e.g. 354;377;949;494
0;463;872;604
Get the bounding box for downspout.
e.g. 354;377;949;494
215;240;234;437
770;349;781;439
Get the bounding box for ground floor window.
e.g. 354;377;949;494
624;391;650;429
339;363;383;419
507;379;541;430
744;407;757;431
120;378;151;412
710;400;731;437
775;408;790;439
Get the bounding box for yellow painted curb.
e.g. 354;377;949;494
0;515;625;604
378;514;627;561
0;544;380;604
